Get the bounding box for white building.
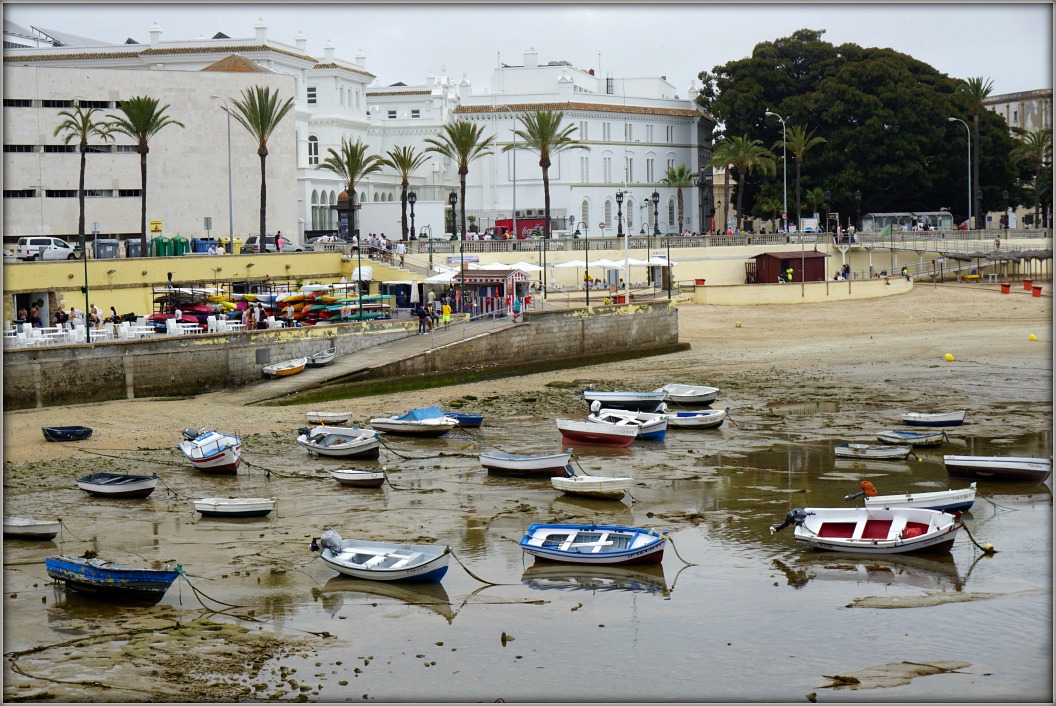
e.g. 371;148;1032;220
3;20;715;245
984;89;1053;134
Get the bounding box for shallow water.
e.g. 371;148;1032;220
3;412;1052;702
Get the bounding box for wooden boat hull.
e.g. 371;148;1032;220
4;517;60;540
306;411;352;425
901;411;967;427
76;473;158;499
834;443;912;460
479;450;574;477
943;455;1052;483
45;555;179;603
263;357;308;377
315;532;450;583
863;484;977;513
664;409;726;429
520;522;666;565
876;430;945;447
42;426;93;442
550;474;632;500
773;507;962;555
330;470;386;487
582;390;666;413
556;419;637;448
193;498;276;518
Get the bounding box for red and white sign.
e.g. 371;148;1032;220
599;222;606;230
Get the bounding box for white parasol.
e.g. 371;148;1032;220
409;277;420;304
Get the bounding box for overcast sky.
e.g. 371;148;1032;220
5;2;1053;96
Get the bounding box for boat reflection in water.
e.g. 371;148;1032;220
311;576;455;623
521;562;670;597
771;552;969;592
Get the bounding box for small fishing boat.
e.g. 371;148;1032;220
297;426;381;459
942;455;1052;483
76;472;158;499
179;429;243;474
769;506;962;555
550;469;632;500
582;389;667;413
306;411;352;425
901;410;967;427
330;469;386;488
262;357;308;377
876;429;947;447
45;554;180;603
662;408;727;429
588;407;667;441
311;528;451;582
556;418;638;448
834;443;913;460
845;480;977;513
192;497;277;518
520;522;667;565
42;425;93;442
656;383;720;406
445;411;485;428
3;517;61;540
479;449;574;477
306;346;338;368
369;407;459;437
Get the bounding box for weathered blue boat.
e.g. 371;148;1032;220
42;426;93;442
45;554;180;603
445;411;484;428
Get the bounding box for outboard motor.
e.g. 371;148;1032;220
182;427;200;441
297;426;310;438
312;527;343;554
770;508;811;535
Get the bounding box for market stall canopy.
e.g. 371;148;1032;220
554;260;588;268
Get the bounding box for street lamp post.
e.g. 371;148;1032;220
948;117;972;229
615;191;624;238
765;109;788;234
450;191;462;313
355;223;364;321
665;218;672;300
583;220;591;307
83;222;97;342
408;191;417;243
652;190;660;236
210;95;234;251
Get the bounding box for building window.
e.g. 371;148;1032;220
581;200;589;227
646;125;653;142
45;190;78;197
646;158;654;183
308;136;319;165
625;123;632;142
3;99;32;107
667;158;675;172
118;189;142;197
3;189;36;198
3;145;35;153
114;145;138;154
602;122;611;141
307;86;317;105
79;100;109;109
666;125;674;143
43;145;77;153
603;157;612;183
580;156;589;183
41;99;74;109
84;189;111;198
626;201;634;231
411;109;420;119
625;156;633;183
604;200;612;226
387;109;397;119
668;199;676;229
579;121;588;140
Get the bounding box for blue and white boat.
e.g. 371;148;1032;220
846;481;977;513
901;410;967;427
582;389;666;413
369;406;458;437
519;522;667;565
312;528;450;583
876;429;947;447
42;425;93;442
445;411;484;428
45;554;180;603
587;407;667;441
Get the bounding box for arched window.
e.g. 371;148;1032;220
311;190;320;230
668;199;676;230
359;191;366;203
581;200;589;227
307;136;319;166
626;199;635;231
604;200;612;227
387;193;394;202
373;192;380;202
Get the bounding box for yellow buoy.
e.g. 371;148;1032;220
1029;334;1037;341
735;322;742;328
944;353;955;362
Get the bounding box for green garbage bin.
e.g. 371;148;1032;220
172;236;190;256
217;236;229;254
152;236;171;257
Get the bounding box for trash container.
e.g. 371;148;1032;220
92;238;120;259
1024;278;1033;290
217;237;229;254
612;294;626;304
1032;286;1042;298
152;236;171;257
695;278;706;286
172;236;190;256
232;237;242;254
125;239;142;258
192;237;216;253
1000;282;1011;295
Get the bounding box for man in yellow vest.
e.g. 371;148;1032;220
785;266;794;283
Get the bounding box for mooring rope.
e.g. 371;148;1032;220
664;534;699;566
449;550;515;586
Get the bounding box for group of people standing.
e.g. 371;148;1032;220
414;297;452;334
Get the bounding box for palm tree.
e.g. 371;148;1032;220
107;96;185;255
723;135;776;231
225;86;295;240
959;76;994;227
803;187;827;219
53;102;112;251
776;124;826;227
705;141;737;232
756;195;784;233
661;164;697;234
424;119;496;240
503;110;588;239
381;146;431;239
318;137;385;240
1010;128;1053;230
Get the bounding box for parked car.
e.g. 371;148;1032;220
15;237;78;261
241;235;304;253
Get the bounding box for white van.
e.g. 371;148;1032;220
15;237;77;261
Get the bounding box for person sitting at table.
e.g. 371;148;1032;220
28;305;42;328
89;304;102;327
54;306;69;328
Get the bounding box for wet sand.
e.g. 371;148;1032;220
3;283;1052;702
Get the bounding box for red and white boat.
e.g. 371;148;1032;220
330;469;386;488
178;428;243;474
556;419;637;448
770;506;962;555
479;449;574;477
943;455;1052;483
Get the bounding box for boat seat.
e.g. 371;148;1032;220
388;552;422;568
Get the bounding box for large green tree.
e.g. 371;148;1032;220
777;124;826;227
107;96;185;255
319;138;385;240
53;102;112;251
721;135;776;231
380;146;430;239
958;76;994;227
424;119;496;240
661;164;697;234
697;29;1018;227
503;110;588;239
225;86;295;241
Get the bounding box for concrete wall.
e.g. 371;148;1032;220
3;302;679;410
693;276;913;305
